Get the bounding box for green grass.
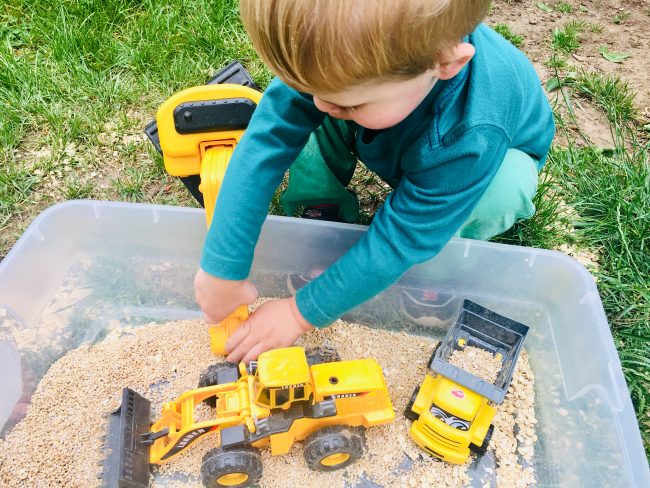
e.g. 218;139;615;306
613;12;631;24
545;52;569;70
589;23;605;33
556;2;573;13
113;167;147;201
552;20;587;54
574;72;638;125
0;0;272;151
0;165;42;231
62;177;93;200
493;23;524;48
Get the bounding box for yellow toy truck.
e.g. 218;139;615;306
144;61;262;356
103;346;394;488
404;300;529;464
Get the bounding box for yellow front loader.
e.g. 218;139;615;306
102;346;394;488
145;61;262;355
102;63;394;488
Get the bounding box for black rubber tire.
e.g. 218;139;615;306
404;386;421;421
469;424;495;457
303;425;365;472
198;362;239;407
305;346;341;366
201;445;263;488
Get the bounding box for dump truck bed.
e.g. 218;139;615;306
430;300;529;404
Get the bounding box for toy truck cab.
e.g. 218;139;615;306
405;300;529;464
250;347;313;411
407;373;496;464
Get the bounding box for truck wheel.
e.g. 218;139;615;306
304;425;365;472
305;346;341;365
198;362;240;407
404;386;420;421
201;445;262;488
469;424;494;457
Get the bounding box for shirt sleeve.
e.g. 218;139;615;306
296;124;511;327
201;78;325;279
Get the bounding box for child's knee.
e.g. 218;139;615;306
457;149;539;240
493;150;538;219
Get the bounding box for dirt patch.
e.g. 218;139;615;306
489;0;650;112
488;0;649;148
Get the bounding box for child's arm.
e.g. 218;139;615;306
223;126;514;362
294;126;513;326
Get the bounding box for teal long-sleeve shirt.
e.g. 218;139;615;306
201;24;555;327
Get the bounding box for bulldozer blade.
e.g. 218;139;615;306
102;388;152;488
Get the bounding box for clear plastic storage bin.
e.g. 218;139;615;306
0;200;648;487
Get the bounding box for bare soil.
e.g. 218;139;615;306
488;0;650;140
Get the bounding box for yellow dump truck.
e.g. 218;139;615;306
103;346;394;488
405;300;529;464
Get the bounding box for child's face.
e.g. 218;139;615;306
311;70;437;130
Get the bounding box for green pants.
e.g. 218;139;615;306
280;118;538;240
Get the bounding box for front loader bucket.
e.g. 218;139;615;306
102;388;152;488
210;304;249;355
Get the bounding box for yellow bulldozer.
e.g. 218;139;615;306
103;346;394;487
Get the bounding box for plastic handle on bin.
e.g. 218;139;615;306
209;305;250;356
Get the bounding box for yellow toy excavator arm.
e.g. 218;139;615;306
155;83;263;354
200;142;234;228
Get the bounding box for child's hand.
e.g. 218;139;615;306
225;296;315;363
194;268;258;323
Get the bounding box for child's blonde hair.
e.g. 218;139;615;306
239;0;490;93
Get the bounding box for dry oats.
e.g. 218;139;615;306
0;313;536;487
448;346;503;384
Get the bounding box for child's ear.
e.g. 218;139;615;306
436;43;475;80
